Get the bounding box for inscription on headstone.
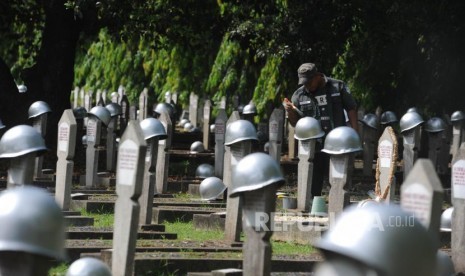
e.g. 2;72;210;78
374;126;398;202
452;146;465;272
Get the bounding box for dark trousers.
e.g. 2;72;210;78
311;151;329;197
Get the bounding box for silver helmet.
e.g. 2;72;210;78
140;118;167;140
316;204;437;276
440;207;453;232
199;177;226;201
321;126;362;155
88;106;111;126
195;163;215;178
0;119;5;129
451;111;465;122
210;124;215;133
82;135;87;146
0;125;47;158
105;102;122;117
72;107;87;120
190;141;205;153
242;103;257;115
380;111;398;125
28;101;52;119
294;117;325;140
399;111;424;133
17;84;27;93
229;152;285;197
183;122;194;132
424;117;447;133
153;103;174;118
178;118;189;127
0;186;66;260
360;113;379;129
407;107;420;114
224;120;258;146
66;257;112;276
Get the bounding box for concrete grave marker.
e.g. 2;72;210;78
55;110;77;210
171;91;178;104
203;100;212;149
129;105;137;121
402;127;422;179
220;96;226;109
84;92;92;125
112;121;147;276
30;104;50;180
120;95;130;135
73;87;79;108
138;88;149;121
155;111;172;194
374;126;398;202
328;154;355;218
401;159;443;240
85;117;102;188
189;92;199;127
164;91;171;103
268;108;284;162
106;115;117;172
214;109;228;178
361;123;378;176
222;111;241;188
79;88;85;108
287;123;296;159
96;90;102;105
111;92;119;103
452;146;465;272
297;138;316;212
451;118;465;160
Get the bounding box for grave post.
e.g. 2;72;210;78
155;111;172;194
224;119;257;243
297;139;316;212
55;110;77;210
268;108;284;162
203;100;212;149
451;113;465;160
29;101;51;179
84;92;92;125
85;117;101;188
361;122;378;176
73;87;79;108
402;127;422;179
401;159;443;242
139;118;166;225
374;126;398;202
112;121;147;276
189;92;199;127
452;145;465;272
138;88;148;121
120;95;130;135
222;111;241;187
287;123;296;159
214;109;228;178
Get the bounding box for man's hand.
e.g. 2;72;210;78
283;98;294;112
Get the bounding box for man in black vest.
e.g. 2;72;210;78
284;62;358;197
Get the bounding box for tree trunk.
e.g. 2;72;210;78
23;0;81;153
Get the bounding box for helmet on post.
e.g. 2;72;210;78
229;152;285;197
380;111;398;125
199;177;226;201
440;207;453;232
178;119;189;127
399;112;424;133
28;101;52;119
424;117;447;133
195;164;215;178
0;119;5;129
153;103;174;118
66;257;112;276
0;125;47;158
0;186;66;260
140;118;167;140
407;107;421;114
316;204;437;276
224;120;258;146
294;117;325;140
190;141;205;153
105;103;122;117
242;103;257;115
321;127;362;155
451;111;465;122
183;122;194;132
88;106;111;126
72;107;87;120
360;113;379;129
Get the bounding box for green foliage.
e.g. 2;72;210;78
48;263;68;276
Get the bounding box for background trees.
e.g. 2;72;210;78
2;0;465;148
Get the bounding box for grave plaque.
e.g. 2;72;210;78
375;126;398;202
452;146;465;272
203;100;212;149
55;110;77;210
112;121;146;276
400;159;443;240
155;112;172;194
214;109;228;178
